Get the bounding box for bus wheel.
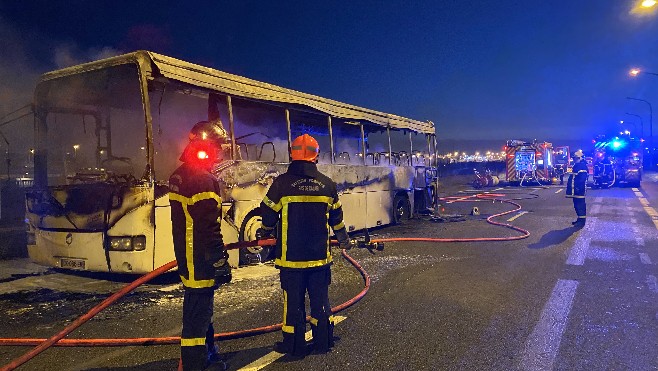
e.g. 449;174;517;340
239;211;274;265
392;195;411;225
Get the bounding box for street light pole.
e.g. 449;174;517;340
626;97;653;139
625;112;644;137
627;97;654;169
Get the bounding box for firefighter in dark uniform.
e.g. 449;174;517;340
170;120;231;371
566;149;588;228
258;134;352;356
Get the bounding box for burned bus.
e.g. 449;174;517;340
25;51;436;273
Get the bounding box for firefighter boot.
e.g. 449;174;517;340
206;344;227;370
311;319;330;354
274;326;308;357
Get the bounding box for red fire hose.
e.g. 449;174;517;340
0;193;527;370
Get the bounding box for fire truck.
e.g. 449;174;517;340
504;140;554;185
553;146;571;184
591;134;642;188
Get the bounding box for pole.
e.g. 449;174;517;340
626;97;654;169
625;112;644;138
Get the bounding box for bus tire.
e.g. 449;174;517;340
392;194;411;225
238;210;274;265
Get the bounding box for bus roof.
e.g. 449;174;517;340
39;50;435;135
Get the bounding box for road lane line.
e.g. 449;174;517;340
640;253;652;265
520;279;579;371
632;188;640;192
647;275;658;293
507;211;529;222
239;315;347;371
636;237;646;247
555;189;563;194
566;219;595;266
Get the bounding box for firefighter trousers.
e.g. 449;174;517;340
181;288;216;371
280;267;335;354
572;197;586;221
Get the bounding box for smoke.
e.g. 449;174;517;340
0;16;122;178
53;44;122;69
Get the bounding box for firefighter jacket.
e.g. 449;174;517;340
169;162;225;289
260;161;345;270
566;160;588;198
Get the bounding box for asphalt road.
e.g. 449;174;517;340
1;174;658;370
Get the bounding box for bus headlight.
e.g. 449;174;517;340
108;236;146;251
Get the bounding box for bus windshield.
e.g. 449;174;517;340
34;63;147;186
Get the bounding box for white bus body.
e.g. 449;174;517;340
26;51;436;273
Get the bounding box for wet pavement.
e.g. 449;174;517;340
1;174;658;370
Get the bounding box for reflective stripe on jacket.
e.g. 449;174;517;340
566;160;588;198
169;163;224;288
260;161;345;269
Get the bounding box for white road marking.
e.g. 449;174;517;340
494;187;504;191
632;187;640;192
555;189;563;194
566;219;595;266
520;279;579;371
239;315;347;371
647;275;658;293
507;211;529;222
446;196;473;204
636;237;646;247
634;192;643;198
640;253;652;265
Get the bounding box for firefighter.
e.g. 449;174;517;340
258;134;352;357
566;149;588;228
169;120;231;371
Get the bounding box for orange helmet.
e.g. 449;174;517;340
291;134;319;162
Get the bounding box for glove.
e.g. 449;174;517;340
213;256;232;286
341;238;358;250
334;228;351;249
255;227;274;240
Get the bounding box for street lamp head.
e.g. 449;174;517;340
642;0;657;8
630;68;641;77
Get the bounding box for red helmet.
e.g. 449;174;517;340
180;119;228;165
291;134;319;162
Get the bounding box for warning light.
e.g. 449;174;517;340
197;150;209;160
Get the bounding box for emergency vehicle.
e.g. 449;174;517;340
504;140;554;185
591;134;642;188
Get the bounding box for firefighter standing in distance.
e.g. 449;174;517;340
566;149;588;228
258;134;353;356
169;120;231;371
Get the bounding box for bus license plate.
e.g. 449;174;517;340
60;258;86;270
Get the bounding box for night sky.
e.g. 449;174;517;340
2;1;658;150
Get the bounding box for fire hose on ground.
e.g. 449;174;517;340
0;194;529;371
